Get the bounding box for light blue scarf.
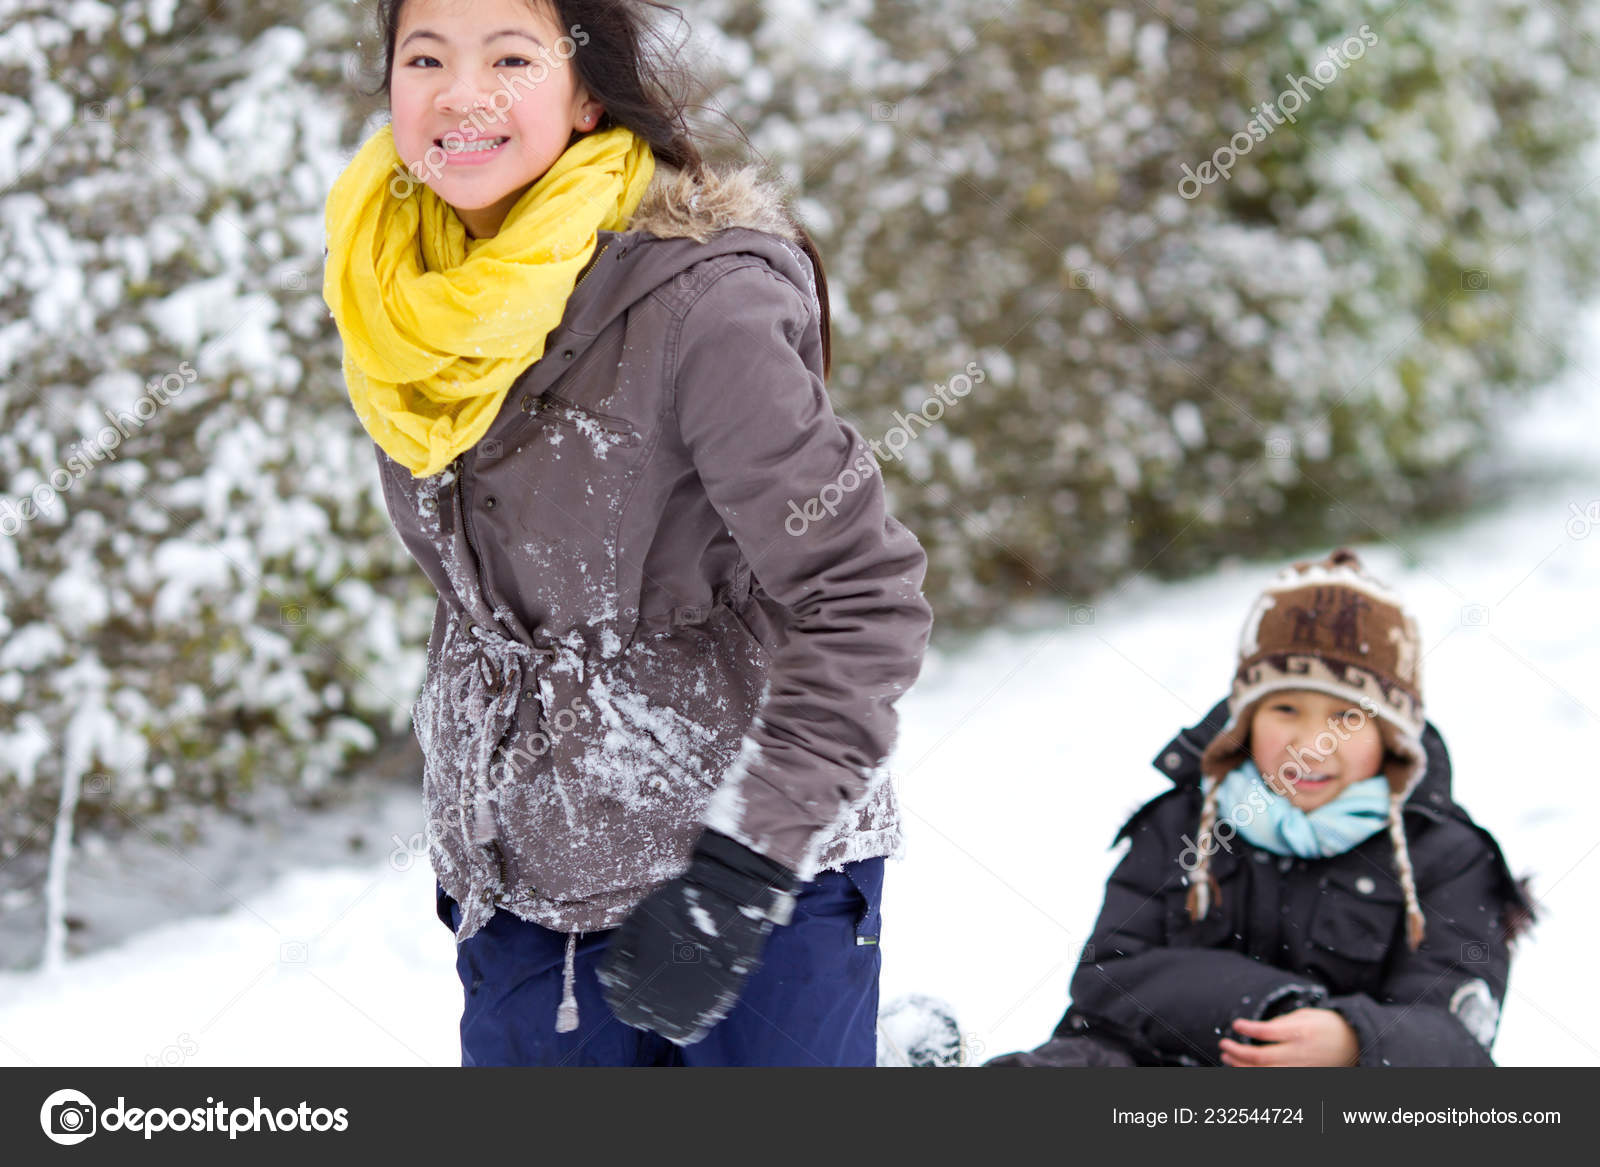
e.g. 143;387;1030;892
1212;759;1392;859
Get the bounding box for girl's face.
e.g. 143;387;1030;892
1248;689;1387;813
390;0;602;240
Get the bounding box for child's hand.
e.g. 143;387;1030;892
1220;1008;1360;1067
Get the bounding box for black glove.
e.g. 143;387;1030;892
1257;981;1328;1020
596;829;801;1046
1235;981;1331;1044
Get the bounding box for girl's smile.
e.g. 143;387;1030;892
435;135;512;163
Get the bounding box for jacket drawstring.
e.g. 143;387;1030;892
556;930;580;1032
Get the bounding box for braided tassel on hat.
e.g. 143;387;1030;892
1387;793;1427;950
1185;777;1225;921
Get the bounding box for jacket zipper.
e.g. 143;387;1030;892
574;240;609;291
520;393;639;445
455;457;489;611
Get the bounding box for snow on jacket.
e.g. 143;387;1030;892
375;161;934;944
1054;698;1533;1067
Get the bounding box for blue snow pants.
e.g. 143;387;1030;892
436;857;884;1067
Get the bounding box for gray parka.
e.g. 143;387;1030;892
374;160;935;946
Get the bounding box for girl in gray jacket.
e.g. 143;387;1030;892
322;0;934;1065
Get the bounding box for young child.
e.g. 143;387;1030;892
986;548;1534;1067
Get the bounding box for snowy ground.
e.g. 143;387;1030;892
2;314;1597;1068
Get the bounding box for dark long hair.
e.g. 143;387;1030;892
364;0;833;378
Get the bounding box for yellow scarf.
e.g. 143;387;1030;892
322;122;655;478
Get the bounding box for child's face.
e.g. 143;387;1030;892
1248;689;1386;813
390;0;600;240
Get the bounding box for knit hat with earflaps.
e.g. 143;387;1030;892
1190;547;1429;948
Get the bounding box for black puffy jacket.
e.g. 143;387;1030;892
1054;699;1533;1067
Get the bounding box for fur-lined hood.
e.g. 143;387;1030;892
562;157;819;335
625;159;804;244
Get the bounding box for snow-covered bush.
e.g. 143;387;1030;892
0;0;433;861
689;0;1600;615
